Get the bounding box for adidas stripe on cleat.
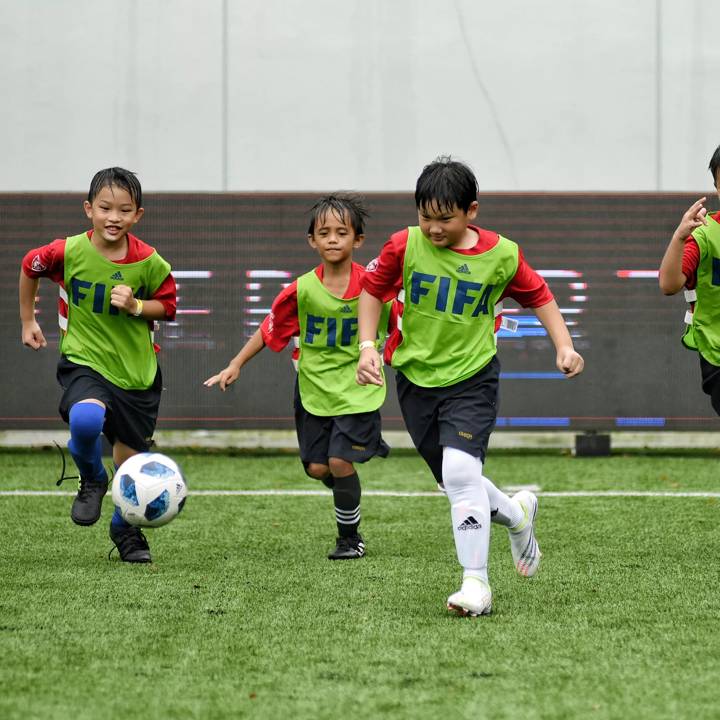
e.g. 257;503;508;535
508;490;542;577
328;534;365;560
447;577;492;617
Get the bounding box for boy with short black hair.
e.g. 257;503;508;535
357;156;584;616
205;193;390;559
659;144;720;413
19;167;177;563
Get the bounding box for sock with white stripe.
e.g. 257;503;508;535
442;447;490;583
332;471;361;537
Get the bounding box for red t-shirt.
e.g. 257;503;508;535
260;262;369;354
362;225;553;362
681;211;720;289
22;231;177;320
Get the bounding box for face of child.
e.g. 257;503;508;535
83;184;143;247
307;209;363;263
418;201;479;249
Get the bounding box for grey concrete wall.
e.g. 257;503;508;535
1;0;717;192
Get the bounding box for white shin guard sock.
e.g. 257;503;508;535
442;447;490;583
481;475;524;528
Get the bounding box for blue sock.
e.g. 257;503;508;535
111;506;131;529
68;403;107;484
110;461;131;529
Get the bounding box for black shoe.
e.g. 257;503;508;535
71;476;108;526
109;524;152;563
328;533;365;560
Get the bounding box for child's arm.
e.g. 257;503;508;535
110;285;168;320
19;269;47;350
204;328;266;391
533;300;584;378
658;197;707;295
356;289;384;386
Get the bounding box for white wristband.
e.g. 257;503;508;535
359;340;376;351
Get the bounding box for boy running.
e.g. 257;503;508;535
205;194;390;560
659;144;720;414
357;157;584;616
19;167;176;563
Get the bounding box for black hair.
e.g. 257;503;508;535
307;193;369;236
709;145;720;186
415;155;478;213
87;167;142;208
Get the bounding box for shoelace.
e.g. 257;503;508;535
53;441;113;488
108;527;149;560
53;441;78;487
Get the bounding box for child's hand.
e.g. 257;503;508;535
674;197;708;240
204;366;240;391
557;347;584;378
357;347;384;386
21;320;47;350
110;284;139;313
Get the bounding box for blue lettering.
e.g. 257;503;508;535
452;280;484;315
341;317;358;346
93;283;106;314
304;314;324;344
327;317;337;347
71;278;92;306
713;258;720;286
471;284;494;317
436;276;450;312
410;272;436;304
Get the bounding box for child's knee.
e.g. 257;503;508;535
305;462;330;480
328;457;354;478
68;401;106;441
442;446;481;491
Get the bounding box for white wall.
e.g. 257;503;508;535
0;0;717;192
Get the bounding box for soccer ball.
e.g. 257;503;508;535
112;452;188;528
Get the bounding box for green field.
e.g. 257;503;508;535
1;449;719;720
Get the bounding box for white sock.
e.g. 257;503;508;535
481;475;524;528
442;447;490;583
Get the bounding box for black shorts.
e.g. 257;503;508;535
57;357;163;452
395;356;500;484
700;354;720;416
294;381;389;471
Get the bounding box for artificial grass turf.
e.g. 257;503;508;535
1;450;719;719
4;447;720;493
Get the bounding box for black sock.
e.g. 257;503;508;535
332;471;361;537
319;474;335;489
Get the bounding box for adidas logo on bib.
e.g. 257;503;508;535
110;271;124;281
456;263;470;275
339;304;352;313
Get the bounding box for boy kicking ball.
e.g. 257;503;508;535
19;167;176;563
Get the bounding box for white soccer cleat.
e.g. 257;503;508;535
509;490;541;577
446;576;492;617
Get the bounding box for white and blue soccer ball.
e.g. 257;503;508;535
112;452;188;528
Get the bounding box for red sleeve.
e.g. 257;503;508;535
21;239;66;284
260;280;300;352
682;238;700;290
361;229;407;302
500;248;554;308
151;273;177;320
